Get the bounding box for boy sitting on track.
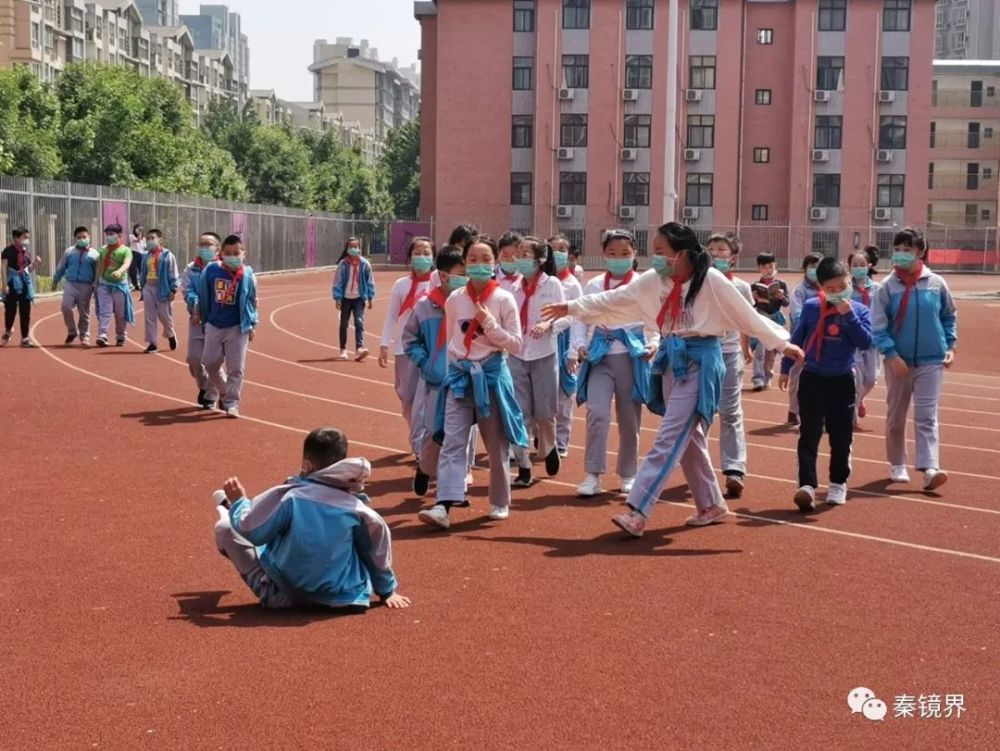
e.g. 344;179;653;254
212;427;411;611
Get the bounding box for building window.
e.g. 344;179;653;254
512;115;533;148
756;28;774;45
691;0;717;31
563;0;590;29
626;0;654;30
563;54;589;88
983;208;992;221
685;173;713;206
623;172;651;206
753;147;771;163
813;174;841;207
624;114;651;148
879;116;907;149
686;114;715;148
984;167;994;180
511;173;533;205
883;0;911;31
881;57;909;91
31;22;40;49
811;231;840;257
971;80;983;107
514;0;535;32
877;175;905;207
689;55;716;89
513;56;534;90
751;204;769;221
967;163;979;190
561;114;588;147
965;203;978;226
818;0;847;31
815;115;843;149
755;89;772;105
633;230;649;254
625;55;653;89
928;162;934;189
817;56;845;91
929;122;936;148
560;172;587;205
968;122;981;148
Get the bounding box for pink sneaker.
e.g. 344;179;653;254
685;501;729;527
611;510;646;538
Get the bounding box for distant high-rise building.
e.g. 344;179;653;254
135;0;179;27
179;4;249;103
935;0;1000;60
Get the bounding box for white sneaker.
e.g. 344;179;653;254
488;505;509;520
337;350;349;361
826;483;848;506
923;469;948;491
890;466;911;483
576;474;602;497
418;505;450;530
794;486;816;512
225;407;240;419
620;476;635;494
465;471;474;490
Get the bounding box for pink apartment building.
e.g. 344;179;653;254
415;0;934;264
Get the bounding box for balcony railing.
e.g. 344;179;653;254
930;131;997;148
933;89;1000;108
929;173;994;190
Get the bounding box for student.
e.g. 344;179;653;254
128;223;145;292
332;237;375;361
139;229;179;354
786;253;823;426
95;224;135;347
213;427;410;610
1;227;41;347
850;246;882;426
418;236;528;530
872;228;956;490
543;223;802;538
779;257;873;510
548;233;584;457
571;229;656;497
707;232;754;498
496;231;523;292
52;226;99;346
509;237;566;487
379;237;436;458
197;235;258;419
749;252;789;390
568;242;585;283
181;232;221;408
403;246;476;497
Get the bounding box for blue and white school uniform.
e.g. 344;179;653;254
53;244;99;341
181;259;213;398
332;257;375;351
851;275;882;422
569;268;789;520
197;262;258;410
140;248;179;346
788;279;821;417
554;270;584;455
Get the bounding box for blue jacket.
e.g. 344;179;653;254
229;460;398;607
851;277;881;308
557;329;577;397
139;249;179;301
871;266;957;366
790;280;821;327
53;246;99;286
402;295;448;387
576;325;651;406
332;258;375;302
197;262;259;334
433;353;529;448
782;298;872;377
648;335;725;427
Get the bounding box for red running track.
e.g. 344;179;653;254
2;270;998;749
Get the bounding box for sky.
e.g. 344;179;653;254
179;0;422;101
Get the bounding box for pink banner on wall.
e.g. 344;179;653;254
102;202;128;234
390;222;431;264
231;212;247;246
305;216;317;268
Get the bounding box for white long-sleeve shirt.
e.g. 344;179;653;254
380;274;432;355
554;271;583;342
722;277;754;354
571;272;660;356
568;267;790;352
511;273;565;361
445;284;522;362
497;270;522;294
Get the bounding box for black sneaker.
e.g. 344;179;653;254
752;384;765;392
511;467;533;488
116;338;125;347
20;338;35;348
96;336;108;348
197;389;207;406
145;344;158;354
544;447;561;477
787;411;800;427
413;470;430;497
168;336;177;351
0;331;10;346
65;334;77;345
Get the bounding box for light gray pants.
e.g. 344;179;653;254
61;281;94;339
719;350;747;476
751;340;776;388
142;283;175;345
395;354;425;457
436;390;510;508
418;384;477;478
556;391;574;453
96;285;128;341
203;323;250;409
626;363;724;518
583;353;642;478
853;348;880;421
509;353;558;469
214;510;293;609
885;363;944;471
787;360;804;416
187;321;214;397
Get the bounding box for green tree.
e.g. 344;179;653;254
238;125;315;207
378;118;420;216
0;67;62;178
347;165;394;218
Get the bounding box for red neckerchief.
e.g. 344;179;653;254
519;273;542;332
194;256;209;270
604;270;634;290
724;270;734;281
557;268;573;282
464;280;499;356
221;263;245;299
345;255;361;294
893;261;924;332
14;245;27;271
759;276;776;285
501;270;521;285
102;243;122;274
655;273;692;332
426;286;448;352
805;292;836;361
853;279;870;307
399;271;432;317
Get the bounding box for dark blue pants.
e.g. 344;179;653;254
339;298;366;350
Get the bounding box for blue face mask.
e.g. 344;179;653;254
347;247;361;257
652;255;674;276
851;267;869;281
500;260;519;276
806;267;818;283
892;251;916;269
198;247;216;263
145;240;159;252
516;258;538;278
553;250;569;271
606;258;633;276
712;258;731;273
75;239;91;249
223;255;243;269
825;289;852;305
104;235;119;246
447;274;469;291
466;263;494;282
411;255;433;273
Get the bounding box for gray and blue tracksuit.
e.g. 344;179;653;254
53;245;99;339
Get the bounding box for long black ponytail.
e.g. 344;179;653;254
521;235;557;277
657;222;710;307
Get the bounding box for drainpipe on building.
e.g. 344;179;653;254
663;0;679;224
